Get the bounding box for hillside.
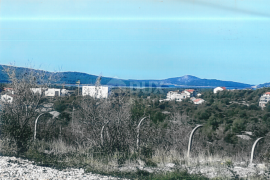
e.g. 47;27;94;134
257;82;270;88
0;65;253;88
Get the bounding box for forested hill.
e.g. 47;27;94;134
257;82;270;88
0;65;253;88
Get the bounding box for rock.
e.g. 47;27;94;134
257;164;266;170
137;159;145;167
165;163;175;168
240;161;246;166
119;166;137;172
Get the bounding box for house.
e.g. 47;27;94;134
4;87;14;94
82;86;110;98
31;88;68;97
61;89;69;96
197;93;202;97
193;98;205;105
213;87;226;94
30;88;44;94
166;90;187;102
1;94;14;103
259;92;270;108
183;89;196;97
45;88;61;97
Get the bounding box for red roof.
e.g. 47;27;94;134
185;89;195;93
221;87;226;90
265;92;270;95
4;87;13;91
193;99;202;102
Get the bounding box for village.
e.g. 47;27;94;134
1;86;270;109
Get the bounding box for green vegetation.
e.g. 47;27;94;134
1;69;270;179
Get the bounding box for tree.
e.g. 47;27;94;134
0;66;50;154
0;83;5;92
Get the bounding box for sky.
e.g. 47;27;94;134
0;0;270;85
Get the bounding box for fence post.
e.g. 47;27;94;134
137;117;147;151
34;113;45;140
101;121;110;146
250;137;264;165
187;125;203;158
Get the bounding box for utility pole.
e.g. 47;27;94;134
76;80;80;96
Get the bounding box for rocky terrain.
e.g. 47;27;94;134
120;160;270;179
0;156;125;180
1;155;270;179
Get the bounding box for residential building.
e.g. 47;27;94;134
61;89;69;96
166;90;187;102
4;87;14;94
82;86;110;98
213;87;226;94
1;94;14;103
183;89;196;97
165;89;196;102
45;88;61;97
31;88;69;97
259;92;270;108
30;88;43;94
193;98;205;105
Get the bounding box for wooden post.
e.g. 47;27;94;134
187;125;203;158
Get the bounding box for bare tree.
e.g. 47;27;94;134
0;66;50;153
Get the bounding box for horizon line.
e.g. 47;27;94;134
0;17;269;21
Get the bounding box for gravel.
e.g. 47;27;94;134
0;156;126;180
1;155;269;179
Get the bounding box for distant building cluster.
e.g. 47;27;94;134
259;92;270;108
160;89;205;104
0;87;70;103
30;88;70;97
165;89;195;102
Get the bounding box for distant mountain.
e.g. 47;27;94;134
257;82;270;88
0;65;253;88
163;75;252;88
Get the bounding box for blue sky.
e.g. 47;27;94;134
0;0;270;85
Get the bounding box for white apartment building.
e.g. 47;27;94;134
82;86;110;98
259;92;270;108
45;88;61;97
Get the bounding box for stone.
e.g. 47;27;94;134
137;159;146;167
165;163;175;168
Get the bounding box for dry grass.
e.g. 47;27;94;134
0;138;17;155
1;138;269;179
